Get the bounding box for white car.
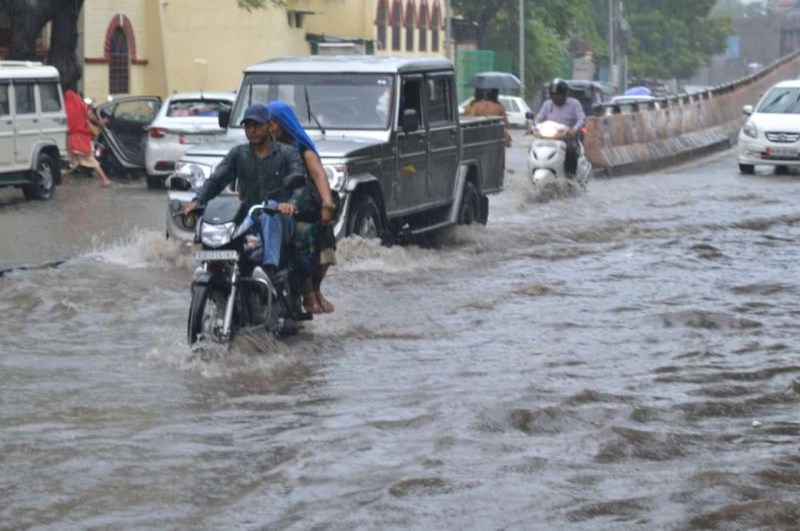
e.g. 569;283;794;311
737;80;800;174
144;91;235;188
459;95;533;128
606;95;658;114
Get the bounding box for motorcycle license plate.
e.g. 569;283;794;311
193;250;238;261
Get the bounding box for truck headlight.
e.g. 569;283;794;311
173;162;213;189
323;163;347;191
743;121;757;139
200;222;235;248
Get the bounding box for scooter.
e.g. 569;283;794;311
527;120;591;194
173;175;310;347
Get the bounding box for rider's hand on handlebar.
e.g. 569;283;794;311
320;206;333;226
277;202;296;216
183;201;199;215
567;128;578;139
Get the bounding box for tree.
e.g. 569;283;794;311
624;0;730;79
455;0;606;95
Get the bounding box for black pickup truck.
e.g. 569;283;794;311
166;56;506;242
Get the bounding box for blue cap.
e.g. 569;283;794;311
240;103;270;125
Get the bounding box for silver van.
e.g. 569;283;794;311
0;61;67;200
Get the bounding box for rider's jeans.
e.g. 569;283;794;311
260;201;295;268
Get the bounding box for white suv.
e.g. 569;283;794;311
737;80;800;174
0;61;67;200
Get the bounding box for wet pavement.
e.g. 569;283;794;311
2;131;800;529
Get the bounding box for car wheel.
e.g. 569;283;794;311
23;153;56;201
738;163;755;175
347;194;384;240
146;174;164;189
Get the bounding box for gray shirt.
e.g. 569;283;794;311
194;141;306;209
534;97;586;130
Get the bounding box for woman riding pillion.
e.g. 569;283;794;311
265;100;339;315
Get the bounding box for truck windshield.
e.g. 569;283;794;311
232;73;394;130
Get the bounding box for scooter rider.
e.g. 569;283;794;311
183;103;306;277
533;78;586;176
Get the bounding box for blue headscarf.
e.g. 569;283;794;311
265;101;318;155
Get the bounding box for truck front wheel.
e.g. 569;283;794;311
347;194;384;240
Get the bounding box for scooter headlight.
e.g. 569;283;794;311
537;122;562;139
200;222;235;248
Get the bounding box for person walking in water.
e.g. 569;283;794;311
60;70;112;187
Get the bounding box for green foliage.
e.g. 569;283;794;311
624;0;730;79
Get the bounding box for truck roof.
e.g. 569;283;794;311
246;55;454;75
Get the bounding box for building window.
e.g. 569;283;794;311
376;0;388;51
431;3;440;52
109;28;129;94
287;11;305;28
405;2;415;52
391;0;402;51
418;3;428;52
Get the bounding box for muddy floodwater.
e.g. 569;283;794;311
2;137;800;529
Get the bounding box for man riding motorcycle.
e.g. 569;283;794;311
533;78;586;176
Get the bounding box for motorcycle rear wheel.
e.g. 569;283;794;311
187;284;229;345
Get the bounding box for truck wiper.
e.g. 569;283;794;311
304;86;326;136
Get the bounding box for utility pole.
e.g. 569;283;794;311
444;0;453;60
519;0;525;98
609;0;616;92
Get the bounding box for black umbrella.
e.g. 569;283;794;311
467;71;523;90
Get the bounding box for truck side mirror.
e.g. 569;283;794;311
401;109;419;133
218;108;230;129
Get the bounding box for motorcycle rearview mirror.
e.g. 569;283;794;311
218;107;230;129
167;174;192;191
525;111;534;120
401;109;418;133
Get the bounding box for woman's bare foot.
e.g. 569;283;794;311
303;292;322;314
316;291;334;313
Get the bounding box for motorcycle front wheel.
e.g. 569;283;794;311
187;284;229;345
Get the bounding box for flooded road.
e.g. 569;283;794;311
2;134;800;529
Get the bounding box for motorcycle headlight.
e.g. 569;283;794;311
322;163;347;191
200;222;235;248
743;121;757;139
174;162;213;189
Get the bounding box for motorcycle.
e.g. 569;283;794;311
527;120;592;194
173;175;310;347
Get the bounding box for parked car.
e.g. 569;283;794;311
144;92;235;189
167;56;507;243
458;95;532;128
738;80;800;174
0;61;66;200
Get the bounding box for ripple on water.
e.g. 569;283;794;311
595;426;699;463
655;309;763;330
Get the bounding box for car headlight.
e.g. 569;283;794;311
200;222;235;248
743;121;757;139
323;163;347;191
174;162;213;189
